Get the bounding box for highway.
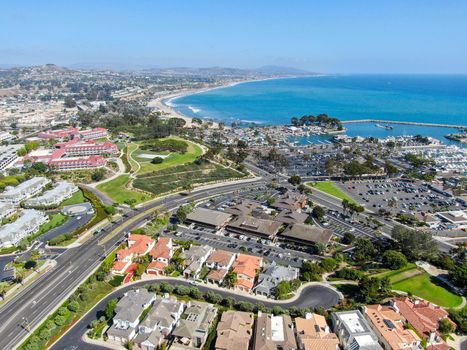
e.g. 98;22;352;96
0;178;265;350
52;279;341;350
0;163;457;349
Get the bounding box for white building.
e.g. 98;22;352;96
0;131;15;142
0;144;22;173
0;209;48;247
0;177;51;204
24;181;78;208
332;310;383;350
0;203;16;221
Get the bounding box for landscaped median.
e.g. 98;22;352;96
307;181;357;204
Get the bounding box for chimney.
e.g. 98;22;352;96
305;313;312;320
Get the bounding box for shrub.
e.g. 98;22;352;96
151;157;164;164
54;315;66;326
68;300;79;312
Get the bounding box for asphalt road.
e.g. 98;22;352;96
0;178;265;350
38;213;94;243
52;279;341;350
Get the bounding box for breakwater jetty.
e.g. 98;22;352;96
342;119;466;129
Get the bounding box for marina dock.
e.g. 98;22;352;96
342;119;466;129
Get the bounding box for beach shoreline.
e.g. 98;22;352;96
147;74;319;127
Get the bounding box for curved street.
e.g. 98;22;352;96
52;278;341;350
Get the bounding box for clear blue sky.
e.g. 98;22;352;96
1;0;466;73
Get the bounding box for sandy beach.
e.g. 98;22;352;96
146;75;308;128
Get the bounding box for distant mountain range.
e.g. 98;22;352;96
1;63;314;77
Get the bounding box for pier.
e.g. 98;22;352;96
341;119;466;129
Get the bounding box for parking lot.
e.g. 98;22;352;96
167;226;321;267
341;180;462;214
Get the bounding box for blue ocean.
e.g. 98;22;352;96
172;75;467;145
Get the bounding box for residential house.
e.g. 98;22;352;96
0;209;48;247
147;237;174;276
332;310;383;350
24;181;78;208
171;301;218;349
185;207;232;230
0;177;51;204
253;312;297;350
107;289;155;345
182;245;213;279
232;253;263;293
112;234;155;275
279;224;333;247
295;313;339;350
253;261;299;298
134;295;185;350
215;311;254;350
226;216;282;241
390;297;455;350
205;250;236;285
364;304;422;350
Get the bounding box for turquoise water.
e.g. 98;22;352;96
172;75;467;145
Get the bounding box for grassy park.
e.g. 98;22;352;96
375;264;462;308
308;181;356;203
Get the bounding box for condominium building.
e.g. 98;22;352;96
0;177;51;204
0;144;22;173
0;209;48;247
0;203;16;221
24;181;78;208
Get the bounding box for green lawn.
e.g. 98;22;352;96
96;174;152;205
375;264;462;308
131;137;203;175
308;181;356;204
36;213;69;236
60;190;87;207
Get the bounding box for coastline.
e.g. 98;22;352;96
147;74;319;127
